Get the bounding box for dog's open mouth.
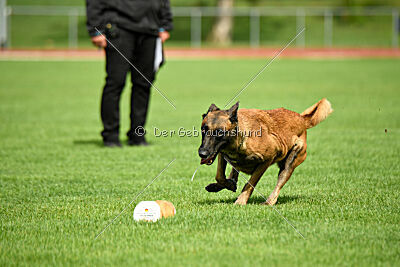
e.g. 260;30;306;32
200;154;217;165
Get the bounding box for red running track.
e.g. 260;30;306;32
0;47;399;60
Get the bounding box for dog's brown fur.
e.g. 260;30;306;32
198;98;333;205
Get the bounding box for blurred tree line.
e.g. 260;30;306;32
6;0;399;47
205;0;400;44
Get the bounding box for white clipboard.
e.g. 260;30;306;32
154;37;163;72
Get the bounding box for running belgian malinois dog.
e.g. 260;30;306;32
198;99;333;205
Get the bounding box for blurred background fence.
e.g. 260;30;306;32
0;1;399;49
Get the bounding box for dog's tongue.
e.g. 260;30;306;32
200;158;211;165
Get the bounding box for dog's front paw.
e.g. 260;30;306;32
205;183;225;192
225;179;237;192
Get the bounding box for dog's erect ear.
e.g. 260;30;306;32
202;104;220;119
207;104;220;113
227;101;239;123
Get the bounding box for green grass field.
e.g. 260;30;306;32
0;58;399;266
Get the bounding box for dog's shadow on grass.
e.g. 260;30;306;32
73;139;103;147
196;194;301;206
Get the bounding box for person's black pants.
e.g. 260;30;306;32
101;28;157;143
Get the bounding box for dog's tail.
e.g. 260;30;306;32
301;98;333;129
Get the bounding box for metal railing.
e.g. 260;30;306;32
1;4;399;48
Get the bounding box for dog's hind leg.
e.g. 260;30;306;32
205;154;237;192
264;136;307;206
234;162;271;205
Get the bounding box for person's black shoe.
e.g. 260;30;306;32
104;141;122;148
127;139;149;146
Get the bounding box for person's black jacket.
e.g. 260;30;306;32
86;0;173;37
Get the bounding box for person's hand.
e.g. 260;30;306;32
159;31;170;43
91;35;107;48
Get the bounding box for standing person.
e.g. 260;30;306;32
86;0;173;147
